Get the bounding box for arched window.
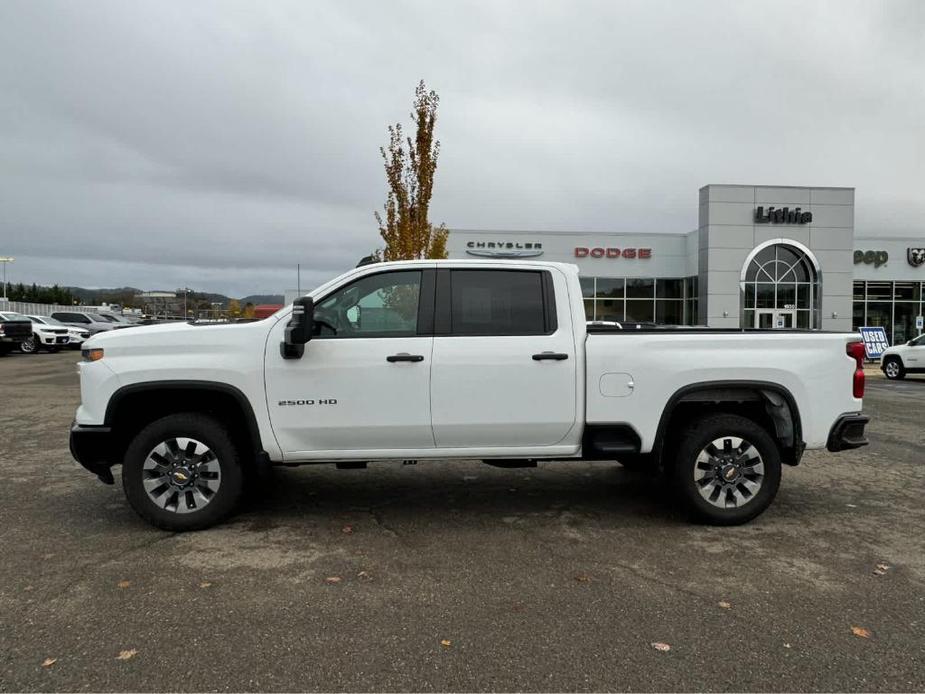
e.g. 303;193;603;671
741;241;821;329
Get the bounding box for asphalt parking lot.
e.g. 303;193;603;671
1;352;923;692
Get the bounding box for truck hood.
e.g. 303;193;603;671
83;319;277;352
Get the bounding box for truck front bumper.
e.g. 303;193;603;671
69;422;117;484
826;413;870;452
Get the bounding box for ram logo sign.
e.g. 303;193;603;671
908;248;925;268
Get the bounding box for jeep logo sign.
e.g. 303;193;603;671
754;206;813;224
575;247;652;259
854;250;889;268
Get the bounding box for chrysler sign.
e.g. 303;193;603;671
466;241;544;258
754;206;813;224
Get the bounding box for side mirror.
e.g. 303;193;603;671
281;297;314;359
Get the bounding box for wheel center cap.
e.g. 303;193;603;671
171;467;192;485
721;464;739;482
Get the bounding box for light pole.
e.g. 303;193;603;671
0;257;14;301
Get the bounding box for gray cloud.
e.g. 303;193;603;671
1;0;922;296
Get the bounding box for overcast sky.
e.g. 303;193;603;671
1;0;923;297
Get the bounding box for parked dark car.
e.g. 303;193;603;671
0;313;33;355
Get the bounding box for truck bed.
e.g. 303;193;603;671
584;329;861;452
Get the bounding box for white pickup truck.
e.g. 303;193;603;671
70;260;869;531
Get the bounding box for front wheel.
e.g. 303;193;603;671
670;414;782;525
122;413;245;531
883;357;905;380
19;335;37;354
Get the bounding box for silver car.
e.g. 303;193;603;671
50;311;117;335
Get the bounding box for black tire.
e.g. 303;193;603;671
122;413;245;531
48;346;60;353
883;357;905;380
19;335;37;354
670;414;782;526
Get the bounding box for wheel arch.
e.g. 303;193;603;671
653;380;804;466
104;380;265;466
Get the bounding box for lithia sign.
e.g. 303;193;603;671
754;206;813;224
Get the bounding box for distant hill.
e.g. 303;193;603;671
241;294;284;305
62;286;282;306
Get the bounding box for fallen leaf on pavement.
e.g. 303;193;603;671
116;580;131;589
651;642;671;652
342;525;354;534
115;649;138;661
851;626;871;639
357;571;371;580
199;581;212;589
440;639;452;647
41;658;57;668
876;563;890;571
325;576;342;584
718;601;731;609
574;574;591;583
873;569;886;576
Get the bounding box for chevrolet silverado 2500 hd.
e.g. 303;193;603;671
70;260;869;530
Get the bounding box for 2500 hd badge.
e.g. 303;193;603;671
278;399;338;406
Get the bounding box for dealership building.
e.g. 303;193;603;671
447;184;925;343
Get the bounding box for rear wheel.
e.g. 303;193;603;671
883;357;905;380
670;414;782;525
122;413;244;531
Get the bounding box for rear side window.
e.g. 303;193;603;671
449;270;550;335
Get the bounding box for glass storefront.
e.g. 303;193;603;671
741;243;821;329
853;281;925;345
582;276;698;325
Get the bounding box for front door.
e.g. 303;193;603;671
756;309;795;329
266;268;435;458
430;268;578;448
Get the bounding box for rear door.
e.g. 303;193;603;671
430;267;578;448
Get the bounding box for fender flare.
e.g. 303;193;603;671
104;380;264;454
652;380;803;463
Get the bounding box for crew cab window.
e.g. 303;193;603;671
313;270;422;338
450;270;549;335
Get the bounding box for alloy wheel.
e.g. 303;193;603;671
885;361;900;378
693;436;765;509
20;336;36;353
142;437;221;514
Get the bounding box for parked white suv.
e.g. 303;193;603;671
29;315;91;350
880;334;925;379
71;260;869;531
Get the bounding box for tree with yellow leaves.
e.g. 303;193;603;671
374;80;448;261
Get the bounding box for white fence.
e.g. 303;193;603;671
0;299;75;317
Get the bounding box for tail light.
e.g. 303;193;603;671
847;340;865;399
